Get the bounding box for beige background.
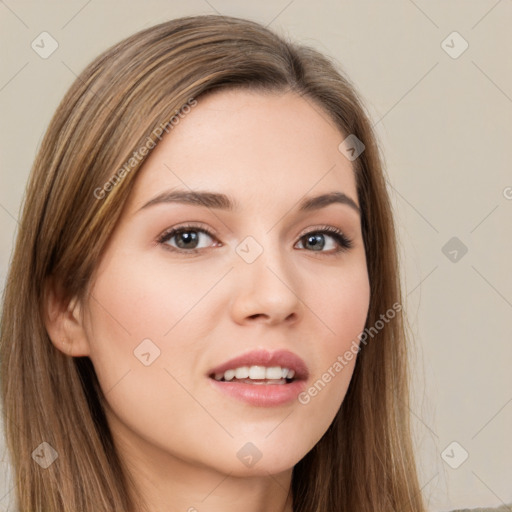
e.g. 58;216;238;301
1;1;511;511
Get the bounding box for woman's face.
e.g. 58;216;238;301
79;89;370;477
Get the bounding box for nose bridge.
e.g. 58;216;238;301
236;229;290;282
230;228;302;323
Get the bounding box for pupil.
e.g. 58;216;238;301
177;231;198;249
306;234;324;251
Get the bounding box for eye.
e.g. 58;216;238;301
156;223;353;255
157;224;219;253
295;226;353;254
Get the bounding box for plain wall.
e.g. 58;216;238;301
1;1;511;511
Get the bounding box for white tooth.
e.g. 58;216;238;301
221;365;295;382
266;366;283;379
249;366;266;379
224;369;236;381
235;366;250;379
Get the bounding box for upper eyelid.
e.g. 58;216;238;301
158;223;348;237
158;223;212;238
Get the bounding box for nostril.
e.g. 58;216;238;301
248;313;267;320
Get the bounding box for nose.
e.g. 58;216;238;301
229;241;303;326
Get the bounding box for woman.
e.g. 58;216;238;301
1;13;505;512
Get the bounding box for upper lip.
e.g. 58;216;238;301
208;349;309;380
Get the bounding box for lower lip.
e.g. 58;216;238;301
209;378;306;407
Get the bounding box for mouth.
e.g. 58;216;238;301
208;350;309;408
207;350;308;407
207;349;309;386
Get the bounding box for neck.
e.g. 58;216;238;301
131;463;293;512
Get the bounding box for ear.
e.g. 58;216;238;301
44;276;91;357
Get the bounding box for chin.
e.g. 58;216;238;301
182;437;305;478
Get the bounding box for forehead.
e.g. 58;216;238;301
127;89;358;214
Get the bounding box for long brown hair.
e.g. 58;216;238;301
0;14;426;512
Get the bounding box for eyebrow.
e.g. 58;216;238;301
138;189;360;215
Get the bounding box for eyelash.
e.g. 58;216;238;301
156;223;353;256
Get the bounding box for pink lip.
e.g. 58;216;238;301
207;349;309;407
208;349;309;380
209;378;306;407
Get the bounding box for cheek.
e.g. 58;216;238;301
82;254;217;453
317;261;371;350
299;261;370;415
85;251;216;353
82;253;202;395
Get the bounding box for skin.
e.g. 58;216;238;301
46;89;370;512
